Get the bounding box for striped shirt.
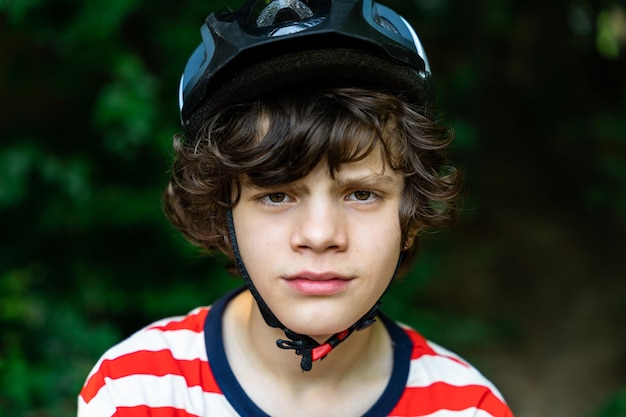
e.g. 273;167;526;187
79;288;514;417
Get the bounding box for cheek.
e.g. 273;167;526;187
234;217;285;266
357;219;402;262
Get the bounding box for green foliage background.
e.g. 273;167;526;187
1;0;625;416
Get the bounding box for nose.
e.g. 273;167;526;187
290;200;347;253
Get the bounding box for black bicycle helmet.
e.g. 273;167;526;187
178;0;431;371
179;0;432;140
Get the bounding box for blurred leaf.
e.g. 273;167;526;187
592;387;626;417
94;54;159;157
0;144;36;209
65;0;142;41
0;0;43;24
596;6;626;60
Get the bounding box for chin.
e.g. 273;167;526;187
279;311;362;340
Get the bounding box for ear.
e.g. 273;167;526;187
402;223;423;251
402;236;415;251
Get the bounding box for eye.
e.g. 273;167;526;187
348;190;376;201
263;192;289;204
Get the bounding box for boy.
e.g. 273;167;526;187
79;1;514;416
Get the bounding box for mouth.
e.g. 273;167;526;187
283;272;354;296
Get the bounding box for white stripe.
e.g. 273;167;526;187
426;340;471;364
406;351;506;403
427;340;505;402
80;374;239;416
407;355;487;387
78;386;116;417
390;408;498;417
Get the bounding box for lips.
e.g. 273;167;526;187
283;272;353;296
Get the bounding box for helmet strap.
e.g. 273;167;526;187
226;209;399;372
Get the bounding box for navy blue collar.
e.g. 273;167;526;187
204;287;413;417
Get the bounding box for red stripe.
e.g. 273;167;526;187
80;349;220;403
390;382;513;417
147;308;210;332
112;405;201;417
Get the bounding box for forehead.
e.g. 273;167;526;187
333;145;393;176
332;149;404;189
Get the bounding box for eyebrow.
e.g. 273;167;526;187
334;173;397;188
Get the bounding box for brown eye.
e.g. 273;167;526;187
352;191;372;201
267;193;287;203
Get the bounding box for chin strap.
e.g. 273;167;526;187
226;209;394;372
275;302;379;371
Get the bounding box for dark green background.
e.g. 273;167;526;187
1;0;625;416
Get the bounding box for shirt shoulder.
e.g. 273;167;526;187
388;323;515;417
77;307;237;417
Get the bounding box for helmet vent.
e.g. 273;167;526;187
374;15;399;35
256;0;314;27
274;8;302;24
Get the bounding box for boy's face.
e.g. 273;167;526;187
232;148;404;340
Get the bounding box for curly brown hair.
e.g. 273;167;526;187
163;86;462;272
